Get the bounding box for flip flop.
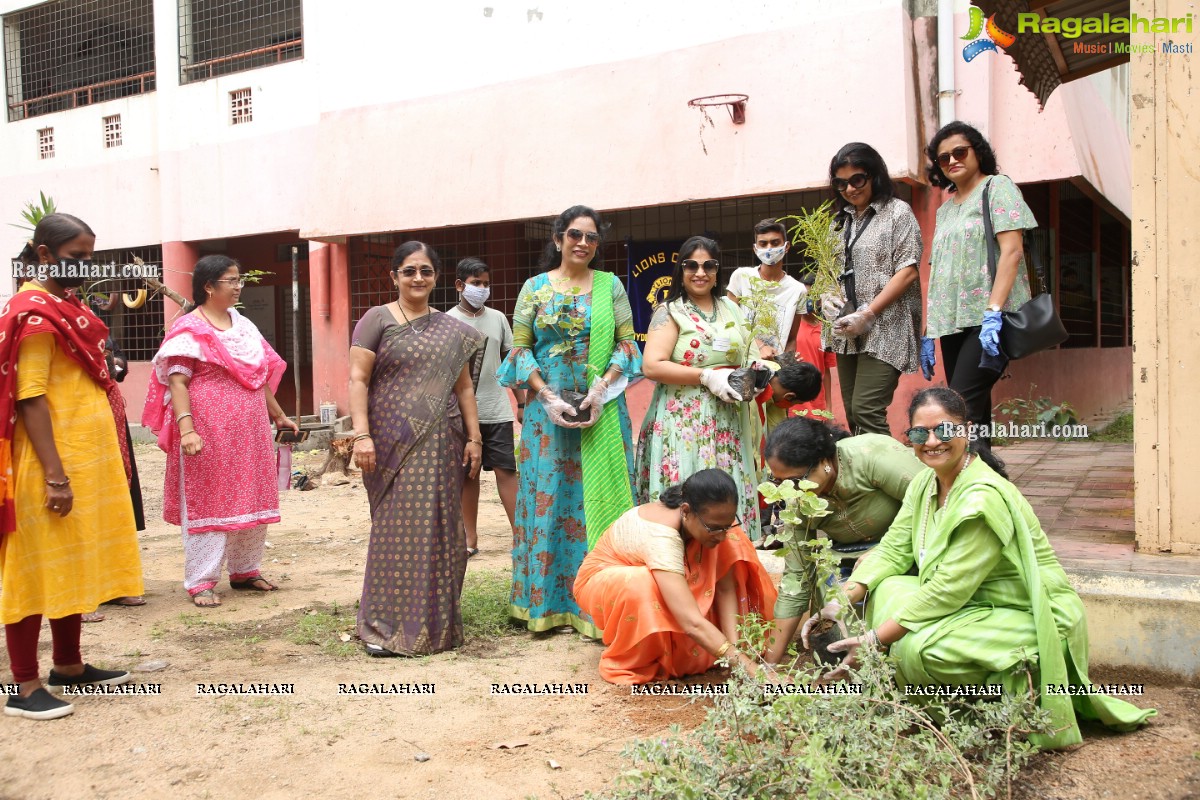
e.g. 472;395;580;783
230;576;278;592
103;596;147;607
466;548;480;559
192;589;221;608
81;611;106;623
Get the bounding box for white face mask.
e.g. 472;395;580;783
754;244;787;266
462;284;490;308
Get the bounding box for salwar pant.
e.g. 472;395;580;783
938;326;1008;442
4;614;82;683
182;525;268;595
835;352;901;436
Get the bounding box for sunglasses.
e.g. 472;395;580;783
681;259;719;273
905;422;966;444
832;173;870;193
396;267;436;278
564;228;601;245
695;513;742;535
936;145;973;167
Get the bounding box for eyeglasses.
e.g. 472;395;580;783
396;267;436;278
905;422;966;444
695;513;742;535
681;259;719;273
766;464;815;486
564;228;601;245
832;173;870;193
936;145;973;167
215;278;246;288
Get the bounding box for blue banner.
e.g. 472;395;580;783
625;239;685;349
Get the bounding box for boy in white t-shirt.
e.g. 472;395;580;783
725;218;808;360
447;258;524;557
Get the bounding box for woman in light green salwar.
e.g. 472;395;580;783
816;387;1154;750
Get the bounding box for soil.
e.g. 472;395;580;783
802;618;850;668
560;389;589;423
1;443;1196;800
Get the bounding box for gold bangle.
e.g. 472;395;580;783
351;433;372;444
715;640;732;659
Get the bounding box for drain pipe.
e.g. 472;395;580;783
937;0;957;127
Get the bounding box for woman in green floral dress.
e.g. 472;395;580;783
635;236;762;540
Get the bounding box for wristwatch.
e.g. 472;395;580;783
987;304;1002;313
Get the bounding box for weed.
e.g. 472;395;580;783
1090;412;1133;444
286;603;357;658
462;569;522;641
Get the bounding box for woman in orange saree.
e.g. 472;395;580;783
574;469;777;684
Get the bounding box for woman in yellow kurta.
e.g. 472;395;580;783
0;213;142;721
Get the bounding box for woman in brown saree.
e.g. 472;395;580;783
349;241;484;656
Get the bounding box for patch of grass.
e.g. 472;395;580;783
286;603;357;657
462;569;521;641
1091;411;1133;443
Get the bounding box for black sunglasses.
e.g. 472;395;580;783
905;422;966;444
936;145;973;167
681;259;719;273
832;173;870;193
564;228;601;245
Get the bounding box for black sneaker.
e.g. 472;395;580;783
4;688;74;720
46;664;131;694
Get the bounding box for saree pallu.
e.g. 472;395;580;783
574;522;777;685
357;313;482;655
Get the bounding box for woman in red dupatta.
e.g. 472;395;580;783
1;214;142;721
575;469;777;684
143;256;298;608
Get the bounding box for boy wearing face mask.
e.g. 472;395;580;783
447;258;523;557
726;219;807;361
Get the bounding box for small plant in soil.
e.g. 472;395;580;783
724;274;781;401
779;201;842;331
530;281;601;420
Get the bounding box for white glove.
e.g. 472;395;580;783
700;368;743;403
800;599;842;649
820;292;846;320
833;306;877;338
537;387;583;428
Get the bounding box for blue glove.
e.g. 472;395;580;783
919;337;936;381
979;311;1003;357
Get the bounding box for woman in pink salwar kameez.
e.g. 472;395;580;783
143;255;299;608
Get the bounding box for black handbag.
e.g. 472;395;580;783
982;181;1068;359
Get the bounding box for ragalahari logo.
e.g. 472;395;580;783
961;4;1017;62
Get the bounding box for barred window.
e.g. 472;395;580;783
38;126;54;159
104;113;122;147
229;87;252;124
89;245;164;362
178;0;303;85
3;0;156;123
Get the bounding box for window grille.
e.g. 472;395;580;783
103;114;122;147
88;245;164;362
346;189;841;340
178;0;303;85
229;87;252;124
3;0;156;122
37;126;53;159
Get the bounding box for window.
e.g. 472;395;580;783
3;0;156;122
229;88;252;124
178;0;303;85
104;114;123;148
88;245;163;361
37;126;53;159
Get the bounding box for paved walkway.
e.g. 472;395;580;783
1000;440;1200;576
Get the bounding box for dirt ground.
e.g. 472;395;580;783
1;443;1197;800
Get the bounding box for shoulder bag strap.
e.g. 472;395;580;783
981;179;998;288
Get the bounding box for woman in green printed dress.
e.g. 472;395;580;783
635;236;762;541
817;387;1155;750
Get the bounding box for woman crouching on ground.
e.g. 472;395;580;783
819;387;1155;749
574;469;777;684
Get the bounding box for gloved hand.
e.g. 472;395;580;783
800;599;842;649
920;336;937;381
820;292;846;320
700;368;743;403
537;386;583;428
833;305;877;338
578;376;610;427
979;310;1003;357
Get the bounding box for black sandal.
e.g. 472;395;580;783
230;576;277;592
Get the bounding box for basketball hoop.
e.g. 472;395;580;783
687;93;749;125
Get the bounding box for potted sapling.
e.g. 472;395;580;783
723;275;779;401
779;200;843;332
